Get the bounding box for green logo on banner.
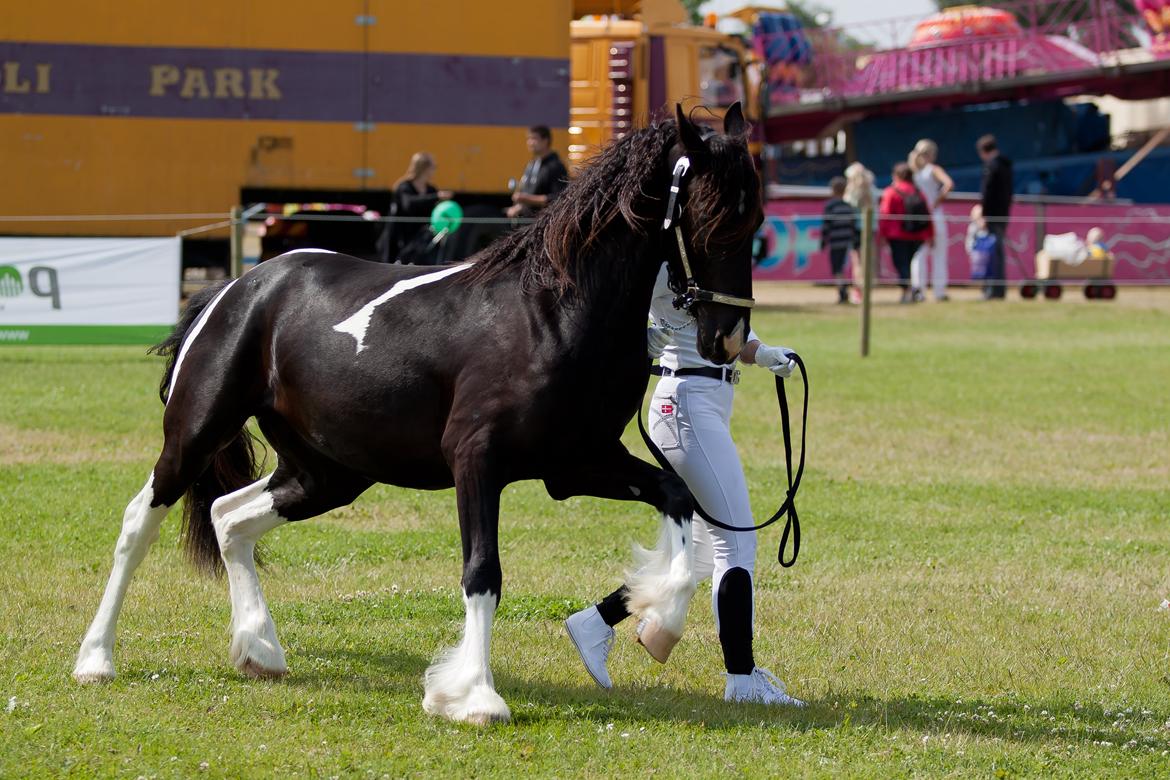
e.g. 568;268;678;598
0;266;22;297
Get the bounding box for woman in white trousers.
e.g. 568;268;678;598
909;139;955;302
564;264;805;706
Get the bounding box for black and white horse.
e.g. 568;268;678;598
73;105;763;725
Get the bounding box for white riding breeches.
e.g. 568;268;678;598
648;374;757;630
911;208;949;298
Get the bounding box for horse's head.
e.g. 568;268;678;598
664;103;762;365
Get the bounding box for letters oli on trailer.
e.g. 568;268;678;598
0;60;282;100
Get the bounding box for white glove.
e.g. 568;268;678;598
647;326;671;359
754;343;797;378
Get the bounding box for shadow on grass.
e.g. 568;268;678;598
266;644;1168;746
506;680;1168;747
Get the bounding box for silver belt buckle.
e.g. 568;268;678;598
728;368;740;385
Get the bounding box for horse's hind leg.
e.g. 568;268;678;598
213;457;371;678
211;473;287;678
73;475;172;682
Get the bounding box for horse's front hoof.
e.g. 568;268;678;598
73;651;116;684
73;668;116;684
424;684;511;726
635;618;679;663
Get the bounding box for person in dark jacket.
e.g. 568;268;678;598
505;125;568;219
821;176;861;304
879;163;934;304
977;134;1013;299
383;152;452;264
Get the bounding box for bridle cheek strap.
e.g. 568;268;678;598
662;154;755;311
672;225;756;310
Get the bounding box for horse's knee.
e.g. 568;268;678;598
461;554;502;600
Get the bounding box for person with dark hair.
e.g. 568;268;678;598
878;162;934;303
821;175;861;304
505;125;569;219
977;134;1013;299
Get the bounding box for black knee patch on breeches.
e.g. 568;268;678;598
717;567;755;675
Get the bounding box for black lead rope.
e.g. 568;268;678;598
637;353;808;567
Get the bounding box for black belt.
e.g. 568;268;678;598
650;364;740;384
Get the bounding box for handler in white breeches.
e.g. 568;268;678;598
565;264;805;706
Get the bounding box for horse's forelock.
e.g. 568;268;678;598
687;136;762;257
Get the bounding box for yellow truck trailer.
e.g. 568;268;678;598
2;0;754;262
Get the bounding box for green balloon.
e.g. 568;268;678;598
430;200;463;234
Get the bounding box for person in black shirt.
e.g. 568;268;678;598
506;125;568;219
977;134;1013;299
821;176;861;304
381;152;453;264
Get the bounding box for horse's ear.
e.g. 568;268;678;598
723;102;747;137
675;104;707;157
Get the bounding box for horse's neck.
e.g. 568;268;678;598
565;233;665;340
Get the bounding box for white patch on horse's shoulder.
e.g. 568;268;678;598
294;248;338;254
629;485;642;497
333;263;474;353
167;279;239;404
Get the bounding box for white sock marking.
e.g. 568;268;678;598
167;279;239;403
212;474;289;676
422;590;510;723
333;263;473;353
75;474;169;682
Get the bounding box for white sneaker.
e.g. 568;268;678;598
724;667;806;707
565;606;614;689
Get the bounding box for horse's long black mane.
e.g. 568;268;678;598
462;117;758;295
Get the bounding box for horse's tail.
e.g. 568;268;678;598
150;280;231;404
180;427;262;576
149;280;262;576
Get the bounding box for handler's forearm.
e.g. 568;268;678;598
739;339;761;364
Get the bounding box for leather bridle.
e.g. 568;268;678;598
661;155;756;312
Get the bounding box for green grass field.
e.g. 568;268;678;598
2;292;1169;777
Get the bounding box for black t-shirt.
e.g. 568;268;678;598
518;151;568;210
981;154;1014;220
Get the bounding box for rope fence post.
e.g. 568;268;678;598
229;205;244;279
860;205;875;357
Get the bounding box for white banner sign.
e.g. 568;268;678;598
0;237;180;344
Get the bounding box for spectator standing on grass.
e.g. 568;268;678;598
505;125;568;220
821;176;860;304
381;152;452;264
843;162;877;302
977;134;1013;299
908;139;955;302
879;162;934;304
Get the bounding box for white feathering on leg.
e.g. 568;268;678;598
624;514;696;638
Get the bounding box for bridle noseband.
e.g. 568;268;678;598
661;155;756;312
